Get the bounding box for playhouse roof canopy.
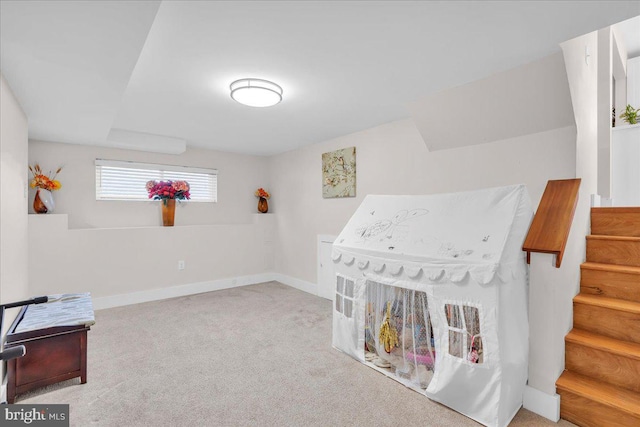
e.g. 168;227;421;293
332;184;533;284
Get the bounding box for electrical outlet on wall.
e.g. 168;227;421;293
178;260;185;270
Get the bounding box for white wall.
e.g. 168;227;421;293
409;52;575;152
28;140;269;228
628;56;640;108
0;74;30;328
27;141;273;305
28;213;274;306
269;118;576;285
612;125;640;206
523;31;599;402
597;28;612;199
0;73;30;398
612;28;628;124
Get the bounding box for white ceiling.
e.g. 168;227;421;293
1;1;639;156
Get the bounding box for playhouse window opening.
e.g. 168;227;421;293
364;281;436;389
335;276;354;318
444;303;483;364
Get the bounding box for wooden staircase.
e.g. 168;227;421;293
556;207;640;427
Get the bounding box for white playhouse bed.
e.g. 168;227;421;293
332;185;533;427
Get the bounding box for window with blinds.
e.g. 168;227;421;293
95;159;217;202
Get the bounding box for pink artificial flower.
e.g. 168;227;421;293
172;181;190;192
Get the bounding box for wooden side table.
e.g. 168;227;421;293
5;306;91;403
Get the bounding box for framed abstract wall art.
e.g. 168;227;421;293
322;147;356;198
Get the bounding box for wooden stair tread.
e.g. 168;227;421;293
567;329;640;361
574;294;640;314
581;262;640;275
557;371;640;417
587;234;640;242
592;207;640;214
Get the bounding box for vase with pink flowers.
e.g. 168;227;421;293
146;180;190;226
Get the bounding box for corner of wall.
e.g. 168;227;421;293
0;72;30;391
272;273;317;296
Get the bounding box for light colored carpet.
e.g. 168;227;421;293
19;282;575;426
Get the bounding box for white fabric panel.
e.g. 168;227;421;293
425;268;445;281
425;281;501;426
404;266;422;279
372;262;385;273
388;264;403;276
333;184;532;284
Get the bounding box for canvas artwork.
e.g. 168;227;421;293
322;147;356;198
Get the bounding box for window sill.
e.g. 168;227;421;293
28;213;276;231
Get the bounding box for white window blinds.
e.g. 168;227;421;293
95;159;217;202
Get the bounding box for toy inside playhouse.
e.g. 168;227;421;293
353;279;483;391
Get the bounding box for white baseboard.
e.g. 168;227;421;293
93;273;276;310
523;385;560;422
92;272;320;310
271;273;318;296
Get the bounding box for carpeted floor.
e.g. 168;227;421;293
19;282;575;426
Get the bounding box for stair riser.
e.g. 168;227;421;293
591;209;640;237
558;389;640;427
565;341;640;393
581;268;640;303
573;303;640;344
586;239;640;267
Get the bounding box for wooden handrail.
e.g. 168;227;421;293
523;178;581;268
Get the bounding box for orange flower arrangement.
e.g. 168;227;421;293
254;188;270;199
29;164;62;191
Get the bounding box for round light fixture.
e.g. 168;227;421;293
230;78;283;107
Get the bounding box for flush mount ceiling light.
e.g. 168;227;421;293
230;78;283;107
